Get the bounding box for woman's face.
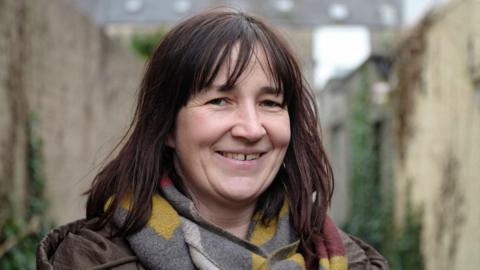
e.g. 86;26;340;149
167;49;290;210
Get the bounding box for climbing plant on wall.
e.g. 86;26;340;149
0;113;53;270
343;66;423;269
131;28;166;59
344;66;385;247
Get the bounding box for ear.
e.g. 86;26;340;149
165;133;176;148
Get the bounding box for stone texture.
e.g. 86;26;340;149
394;0;480;269
0;0;142;224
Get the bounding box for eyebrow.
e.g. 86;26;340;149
210;84;282;95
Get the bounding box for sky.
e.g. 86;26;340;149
404;0;451;25
312;0;452;89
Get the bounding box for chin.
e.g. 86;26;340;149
212;174;273;204
219;186;263;203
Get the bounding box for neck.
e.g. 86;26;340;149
194;199;255;239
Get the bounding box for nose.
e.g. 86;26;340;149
231;104;266;142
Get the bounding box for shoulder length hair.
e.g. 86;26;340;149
86;9;333;269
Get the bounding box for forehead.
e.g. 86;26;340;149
212;44;275;86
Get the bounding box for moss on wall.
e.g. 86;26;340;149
0;114;53;270
343;66;424;270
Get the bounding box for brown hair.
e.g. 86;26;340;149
86;9;333;269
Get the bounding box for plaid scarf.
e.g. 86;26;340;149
113;176;347;270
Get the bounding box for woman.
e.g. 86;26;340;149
37;9;388;270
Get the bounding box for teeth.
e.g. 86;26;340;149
221;152;260;161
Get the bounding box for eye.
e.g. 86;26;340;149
261;100;283;108
207;98;227;106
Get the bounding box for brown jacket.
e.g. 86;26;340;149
37;219;388;269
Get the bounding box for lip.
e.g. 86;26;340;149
216;151;265;160
214;151;266;170
216;149;267;155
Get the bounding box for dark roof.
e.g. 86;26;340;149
323;54;393;92
68;0;403;28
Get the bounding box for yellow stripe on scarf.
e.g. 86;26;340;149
319;256;348;270
116;195;181;241
251;253;267;270
250;200;289;246
250;250;306;270
288;253;306;269
148;196;181;240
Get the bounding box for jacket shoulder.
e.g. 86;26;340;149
37;218;143;270
339;230;390;270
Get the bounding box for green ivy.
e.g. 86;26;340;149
344;66;384;248
131;28;166;59
0;113;53;270
343;67;423;269
388;186;424;270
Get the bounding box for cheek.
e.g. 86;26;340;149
175;110;223;149
271;115;291;148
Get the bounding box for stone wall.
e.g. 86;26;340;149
394;0;480;269
318;56;393;226
0;0;143;224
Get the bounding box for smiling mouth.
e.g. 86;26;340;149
217;152;263;161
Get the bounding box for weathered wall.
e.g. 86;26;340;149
394;0;480;269
0;0;142;224
317;77;352;225
318;56;393;225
